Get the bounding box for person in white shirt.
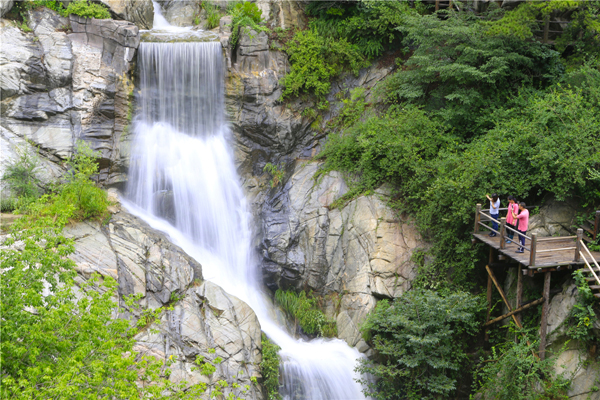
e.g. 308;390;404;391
486;193;500;237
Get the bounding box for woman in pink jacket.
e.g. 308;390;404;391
512;202;529;253
505;195;518;244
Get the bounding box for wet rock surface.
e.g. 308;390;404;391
1;8;138;193
63;200;264;399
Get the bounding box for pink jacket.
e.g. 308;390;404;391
506;203;518;225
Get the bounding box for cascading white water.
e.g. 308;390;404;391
126;36;367;400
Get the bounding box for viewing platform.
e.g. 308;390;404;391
472;204;600;271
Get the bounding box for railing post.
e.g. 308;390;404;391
499;217;506;250
474;204;481;233
529;233;537;267
575;229;583;262
594;211;600;241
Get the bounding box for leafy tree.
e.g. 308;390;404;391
381;8;563;138
307;0;420;59
356;290;484;400
0;147;205;399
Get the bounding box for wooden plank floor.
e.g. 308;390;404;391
473;232;600;269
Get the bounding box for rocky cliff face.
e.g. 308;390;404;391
99;0;155;30
64;197;264;399
1;8;138;193
545;281;600;400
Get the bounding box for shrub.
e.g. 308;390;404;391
263;163;284;188
227;1;268;48
356;290;484;400
201;1;221;30
473;331;571;400
261;334;281;400
274;290;336;337
22;0;111;19
1;147;40;201
566;269;600;347
281;29;368;99
62;0;111;19
58;142;109;221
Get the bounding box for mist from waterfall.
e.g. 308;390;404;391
126;39;367;399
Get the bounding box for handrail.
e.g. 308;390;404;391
537;236;577;242
579;240;600;286
479;211;532;241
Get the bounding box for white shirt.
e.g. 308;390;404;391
490;199;500;215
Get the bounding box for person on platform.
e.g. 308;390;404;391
505;195;518;244
486;193;500;237
512;202;529;253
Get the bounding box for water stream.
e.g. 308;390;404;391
125;10;366;399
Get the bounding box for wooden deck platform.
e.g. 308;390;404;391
473;232;600;269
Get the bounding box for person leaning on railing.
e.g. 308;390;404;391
505;195;519;244
512;202;529;253
486;193;500;237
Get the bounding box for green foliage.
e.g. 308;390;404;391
0;202;205;399
24;0;111;19
356;290;484;400
274;290;336;337
1;147;41;203
306;0;420;59
59;142;110;221
473;330;570;400
320;66;600;289
263;163;285;188
381;9;563;138
281;29;368;99
202;1;221;30
566;270;599;346
260;334;281;400
227;1;268;48
62;0;111;19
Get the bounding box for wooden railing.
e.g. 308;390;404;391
579;240;600;287
474;204;587;268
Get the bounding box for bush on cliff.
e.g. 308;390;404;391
356;290;484;400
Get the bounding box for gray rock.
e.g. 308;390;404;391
529;197;577;237
99;0;154;30
0;0;13;18
59;204;263;399
259;162;426;346
0;7;139;190
156;0;200;27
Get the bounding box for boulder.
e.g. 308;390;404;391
529;197;578;237
98;0;154;30
62;204;263;399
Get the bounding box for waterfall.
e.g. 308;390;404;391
126;39;367;400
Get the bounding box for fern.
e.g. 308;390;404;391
227;1;269;48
